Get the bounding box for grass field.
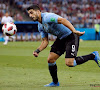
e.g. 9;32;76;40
0;41;100;90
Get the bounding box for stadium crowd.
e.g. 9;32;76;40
0;0;100;42
13;0;100;28
0;0;23;22
0;0;100;28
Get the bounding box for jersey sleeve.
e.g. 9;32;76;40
43;13;62;23
38;23;48;38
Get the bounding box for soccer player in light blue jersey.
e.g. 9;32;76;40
27;4;100;87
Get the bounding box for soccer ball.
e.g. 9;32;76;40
2;22;17;36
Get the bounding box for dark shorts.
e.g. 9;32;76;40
50;33;79;58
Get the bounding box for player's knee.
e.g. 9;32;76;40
47;58;56;63
65;61;74;67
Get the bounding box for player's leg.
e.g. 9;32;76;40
44;38;65;87
65;33;100;67
3;36;9;45
65;52;100;67
65;33;79;66
10;36;16;42
44;52;60;87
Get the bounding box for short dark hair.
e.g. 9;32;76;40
27;4;41;11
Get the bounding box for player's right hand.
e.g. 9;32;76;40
75;31;85;36
33;51;39;57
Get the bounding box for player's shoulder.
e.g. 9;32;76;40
42;12;62;23
42;12;58;18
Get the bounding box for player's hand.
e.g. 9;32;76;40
33;51;39;57
74;31;85;36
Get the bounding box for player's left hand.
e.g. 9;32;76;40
33;51;39;57
74;31;85;36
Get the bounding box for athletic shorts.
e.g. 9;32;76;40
50;33;79;58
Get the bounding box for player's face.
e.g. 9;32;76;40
28;9;39;21
5;13;9;17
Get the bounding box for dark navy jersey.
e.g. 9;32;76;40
38;12;72;39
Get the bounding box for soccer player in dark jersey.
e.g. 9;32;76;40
27;4;100;87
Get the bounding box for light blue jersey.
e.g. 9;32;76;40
38;13;72;39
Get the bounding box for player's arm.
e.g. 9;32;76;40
1;17;4;25
33;36;49;57
38;36;49;51
58;18;85;36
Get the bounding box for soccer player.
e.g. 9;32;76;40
27;4;100;87
1;12;15;45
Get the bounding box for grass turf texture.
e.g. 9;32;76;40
0;41;100;90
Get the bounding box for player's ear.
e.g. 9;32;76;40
37;10;40;13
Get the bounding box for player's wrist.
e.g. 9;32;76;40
35;49;40;53
73;30;77;34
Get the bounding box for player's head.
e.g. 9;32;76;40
27;4;41;21
5;12;9;17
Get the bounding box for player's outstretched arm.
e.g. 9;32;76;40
58;17;85;36
33;37;49;57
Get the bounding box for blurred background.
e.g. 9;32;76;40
0;0;100;42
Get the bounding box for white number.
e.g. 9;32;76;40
72;45;75;52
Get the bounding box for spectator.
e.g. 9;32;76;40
12;0;100;28
94;22;100;40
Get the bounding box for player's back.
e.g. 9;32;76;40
38;12;72;39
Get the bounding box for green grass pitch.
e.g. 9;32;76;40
0;41;100;90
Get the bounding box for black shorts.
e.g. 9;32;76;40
50;33;79;58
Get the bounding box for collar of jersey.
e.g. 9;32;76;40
41;13;45;18
41;13;45;24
